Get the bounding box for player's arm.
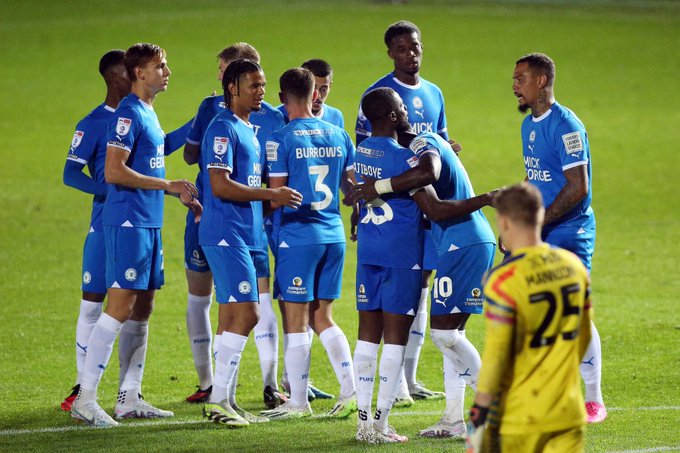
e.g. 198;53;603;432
164;117;194;156
213;170;301;210
63;160;107;197
184;142;200;165
351;152;441;204
543;164;588;226
411;185;498;222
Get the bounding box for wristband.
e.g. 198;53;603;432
374;178;393;195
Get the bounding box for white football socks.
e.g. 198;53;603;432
443;354;466;424
118;319;148;395
404;288;428;389
319;325;355;400
284;332;311;407
186;293;213;390
75;299;103;383
354;340;379;428
209;332;247;404
374;344;406;433
581;321;604;404
253;292;278;390
431;328;481;389
79;313;122;401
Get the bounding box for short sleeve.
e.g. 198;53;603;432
343;131;356;171
355;102;371;142
107;107;140;153
266;134;288;177
483;266;518;326
186;98;210;145
555;117;589;171
409;135;441;160
67;118;98;164
204;122;236;173
436;90;449;140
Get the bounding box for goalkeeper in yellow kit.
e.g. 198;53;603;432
467;183;591;453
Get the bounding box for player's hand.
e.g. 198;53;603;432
272;186;303;209
487;188;503;207
465;403;489;453
350;203;359;242
350;177;378;204
168;179;198;198
342;178;355;206
180;191;202;222
448;138;463;155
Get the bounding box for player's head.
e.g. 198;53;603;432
124;43;170;92
384;20;422;75
301;59;333;115
279;67;316;108
495;183;545;251
217;43;260;81
99;49;130;97
361;87;410;134
222;58;265;112
513;53;555;113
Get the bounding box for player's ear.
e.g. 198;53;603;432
538;74;548;89
279;92;287;105
228;82;238;97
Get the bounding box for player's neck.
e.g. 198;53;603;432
530;91;555;118
507;231;542;251
230;104;251;123
104;90;125;109
287;101;314;121
372;125;398;141
393;69;419;86
132;85;157;106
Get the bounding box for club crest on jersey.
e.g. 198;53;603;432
238;281;251;294
412;96;424;109
117;118;132;136
125;268;137;282
82;271;91;284
529;130;536;142
213;137;228;155
71;131;84;149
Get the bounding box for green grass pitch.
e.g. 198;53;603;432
0;1;679;451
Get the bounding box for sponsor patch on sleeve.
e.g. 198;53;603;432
213;136;228;155
116;117;132;136
561;131;584;154
409;137;428;154
266;141;279;162
407;156;419;168
71;130;84;149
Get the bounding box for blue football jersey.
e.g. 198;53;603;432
103;94;167;228
355;136;423;269
199;109;265;249
356;73;448;144
266;117;355;246
277;103;345;128
66;103;116;229
521;102;594;230
410;132;495;254
187;96;283;200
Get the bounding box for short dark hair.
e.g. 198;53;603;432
279;67;315;100
384;20;420;47
222;58;262;107
495;183;544;227
124;43;165;82
361;87;399;125
99;49;125;77
516;52;556;87
301;59;332;78
217;42;260;64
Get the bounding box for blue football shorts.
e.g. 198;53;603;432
104;226;164;291
543;223;596;272
431;242;495;316
423;229;438;272
184;212;210;273
356;264;421;315
81;227;106;294
276;243;345;303
203;245;258;304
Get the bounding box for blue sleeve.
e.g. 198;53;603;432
343;131;356;171
107;107;139;152
555;117;589;171
204;122;236;173
164;117;193;155
63;160;108;196
355;102;371;145
186;99;210;145
409;134;442;160
266;134;288;177
437;90;449;141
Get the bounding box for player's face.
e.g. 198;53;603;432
233;70;266;112
138;56;171;93
394;95;411;132
312;74;332;114
111;63;131;98
513;62;540;114
388;32;422;75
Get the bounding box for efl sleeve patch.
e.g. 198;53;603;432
406;156;419;168
116;117;132;136
561;131;584;154
213;137;228;156
71;130;84;149
266;141;279;162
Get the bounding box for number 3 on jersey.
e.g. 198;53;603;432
309;164;332;211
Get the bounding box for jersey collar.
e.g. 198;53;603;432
391;74;421;90
531;103;557;123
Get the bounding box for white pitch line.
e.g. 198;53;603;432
607;448;680;453
1;406;679;437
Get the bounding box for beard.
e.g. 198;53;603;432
518;102;530;114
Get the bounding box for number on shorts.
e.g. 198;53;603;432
432;276;453;300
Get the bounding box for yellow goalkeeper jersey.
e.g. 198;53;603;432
478;243;592;434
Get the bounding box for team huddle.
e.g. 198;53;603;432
61;19;605;451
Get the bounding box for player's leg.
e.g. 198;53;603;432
310;244;356;409
251;246;282;408
201;245;259;427
62;229;106;411
115;228;172;419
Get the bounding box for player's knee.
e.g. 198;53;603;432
430;328;458;351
